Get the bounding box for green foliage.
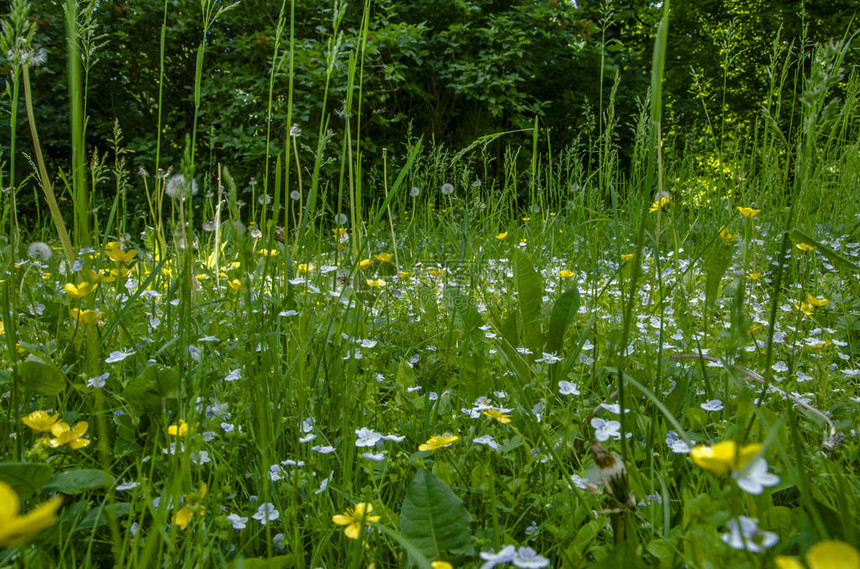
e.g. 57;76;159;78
514;250;543;353
121;364;181;413
545;285;580;356
0;462;53;499
42;469;114;493
17;356;66;395
704;238;734;309
399;468;472;562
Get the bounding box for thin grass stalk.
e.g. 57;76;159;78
261;0;290;241
65;0;89;247
153;0;169;257
22;64;75;267
615;0;670;467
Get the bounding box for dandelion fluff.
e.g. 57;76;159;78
164;174;198;201
27;242;53;262
440;183;454;195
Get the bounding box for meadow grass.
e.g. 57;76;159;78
1;1;860;568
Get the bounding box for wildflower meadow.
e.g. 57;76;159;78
1;0;859;568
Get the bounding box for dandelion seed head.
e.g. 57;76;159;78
164;174;198;201
27;242;53;262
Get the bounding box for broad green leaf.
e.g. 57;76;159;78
545;286;580;355
400;469;471;561
514;251;544;353
704;240;734;309
646;538;678;569
459;334;487;399
395;359;417;391
0;462;53;499
121;364;181;413
73;503;132;532
591;542;649;569
499;311;518;348
417;283;438;325
42;469;115;493
17;356;66;395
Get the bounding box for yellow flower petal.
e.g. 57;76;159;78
22;410;59;433
419;435;459;452
344;522;361;539
806;540;860;569
774;556;805;569
0;481;21;520
173;506;193;530
64;281;98;299
0;481;62;547
737;206;761;218
690;441;762;475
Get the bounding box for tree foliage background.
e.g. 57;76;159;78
5;0;859;201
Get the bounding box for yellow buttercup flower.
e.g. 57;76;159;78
621;254;634;262
806;294;829;308
558;269;575;278
332;502;380;539
70;308;100;325
105;247;137;264
495;231;508;240
167;419;190;437
47;421;90;449
689;441;761;475
482;409;511;424
0;481;63;547
432;562;454;569
227;279;242;292
747;272;761;281
359;258;374;270
806;540;860;569
796;242;815;252
22;410;59;433
796;301;815;316
257;248;279;257
736;206;761;218
419;434;459;452
426;267;446;278
86;269;113;283
718;226;739;242
64;281;98;299
173;483;207;531
366;279;387;288
297;263;314;275
649;196;670;212
396;271;411;279
375;253;393;263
